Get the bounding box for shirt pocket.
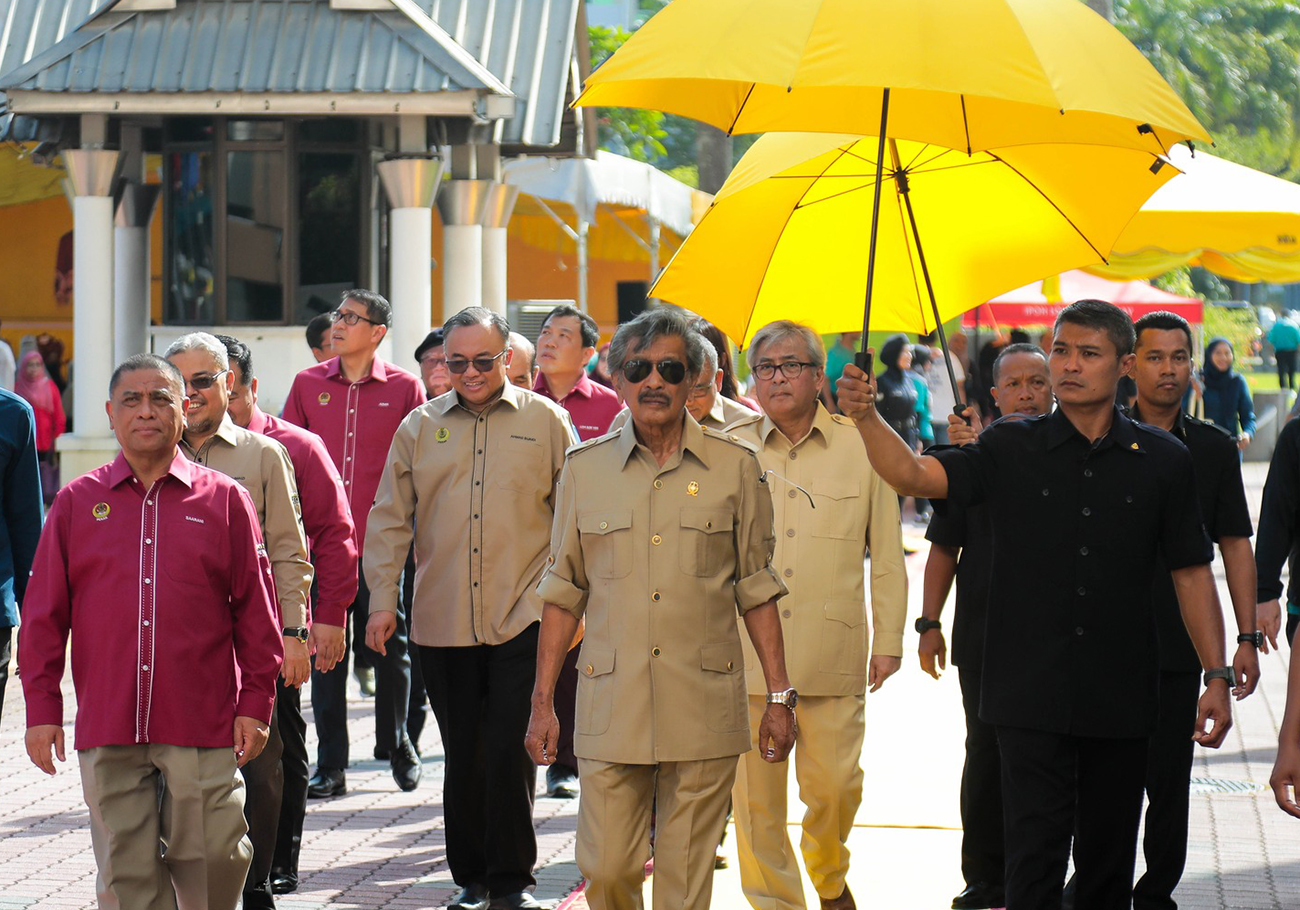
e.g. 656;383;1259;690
821;598;867;672
577;645;616;736
578;510;634;579
495;439;544;493
679;507;734;577
700;641;747;734
810;480;862;540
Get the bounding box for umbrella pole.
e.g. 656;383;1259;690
856;88;891;375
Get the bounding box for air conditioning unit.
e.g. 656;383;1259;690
508;300;573;342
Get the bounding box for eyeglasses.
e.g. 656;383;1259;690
421;355;448;370
330;309;381;327
185;369;229;393
687;382;714;399
446;349;509;374
752;361;818;381
622;359;687;385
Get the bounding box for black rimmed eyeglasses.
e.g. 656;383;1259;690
752;361;817;381
330;309;382;327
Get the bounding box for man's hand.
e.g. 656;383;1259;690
25;725;65;776
524;701;561;766
757;704;796;763
918;630;947;680
868;655;902;692
1193;680;1233;748
233;716;270;768
1238;433;1252;451
366;611;397;657
835;361;876;423
1272;740;1300;818
281;636;311;688
308;623;346;673
1259;600;1282;654
1233;642;1261;699
947;406;981;446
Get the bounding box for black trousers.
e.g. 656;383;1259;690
272;678;309;879
311;569;412;769
0;625;11;720
1132;671;1200;910
241;691;286;909
997;725;1146;910
958;665;1004;889
1278;349;1297;390
422;623;540;896
553;647;581;769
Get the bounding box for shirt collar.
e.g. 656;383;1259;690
328;354;389;383
758;401;832;449
246;405;270;435
707;393;728;425
535;370;595;401
614;410;711;470
107;448;196;489
1045;404;1144;454
1129;403;1185;440
181;413;240;456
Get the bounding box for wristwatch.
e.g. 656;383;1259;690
767;687;799;709
1203;666;1234;687
915;617;942;634
1237;631;1264;649
282;627;309;643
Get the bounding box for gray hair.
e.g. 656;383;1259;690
110;353;184;397
699;337;718;376
443;306;510;345
508;331;536;372
609;307;708;379
747;320;826;369
165;332;229;371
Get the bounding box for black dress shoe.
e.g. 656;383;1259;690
446;884;490;910
374;746;392;761
270;870;298;895
951;882;1006;910
545;763;579;799
490;891;554;910
391;740;422;792
307;767;347;799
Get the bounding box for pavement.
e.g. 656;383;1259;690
1;461;1298;909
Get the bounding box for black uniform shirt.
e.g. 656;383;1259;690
1257;416;1300;607
1131;406;1252;672
925;494;993;670
930;406;1213;739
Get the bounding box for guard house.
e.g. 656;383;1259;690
0;0;590;478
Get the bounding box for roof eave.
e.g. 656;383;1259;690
4;88;516;117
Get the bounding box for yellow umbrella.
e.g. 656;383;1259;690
652;133;1177;367
577;0;1209;155
1084;144;1300;283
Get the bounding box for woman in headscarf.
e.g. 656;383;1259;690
15;350;65;501
876;334;920;450
1200;337;1255;450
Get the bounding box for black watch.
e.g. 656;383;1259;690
1237;631;1264;650
1203;666;1234;687
282;627;309;643
915;617;942;634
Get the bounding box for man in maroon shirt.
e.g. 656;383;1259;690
221;334;358;895
282;290;426;797
530;305;624;798
22;353;282;910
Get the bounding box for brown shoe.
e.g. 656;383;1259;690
820;886;857;910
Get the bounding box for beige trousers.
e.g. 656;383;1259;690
577;755;738;910
78;744;252;910
732;694;866;910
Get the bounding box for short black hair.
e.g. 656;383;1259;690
341;288;392;328
543;305;600;349
110;353;183;397
415;329;445;363
443;306;510;345
306;313;332;351
1133;311;1194;354
992;342;1048;385
215;333;253;386
1053;299;1136;357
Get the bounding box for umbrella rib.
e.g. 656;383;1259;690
992;154;1108;262
725;84;756;137
961;95;972;155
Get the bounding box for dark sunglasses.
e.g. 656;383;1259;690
622;359;687;385
185;369;229;392
447;349;509;374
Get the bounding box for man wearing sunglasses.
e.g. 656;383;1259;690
526;307;796;910
608;338;758;436
365;307;577;910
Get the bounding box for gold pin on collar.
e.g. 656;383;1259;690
687;481;699;497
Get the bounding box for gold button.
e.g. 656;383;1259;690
706;520;713;529
652;591;661;602
585;664;594;675
652;647;661;657
652;534;662;545
726;660;734;670
599;521;608;530
653;479;663;490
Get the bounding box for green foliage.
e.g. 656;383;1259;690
1203;303;1260;354
589;26;668;162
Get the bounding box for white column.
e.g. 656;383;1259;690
378;157;443;366
436;179;492;323
113;183;160;367
576;219;590;314
60;148;121;480
481;183;520;317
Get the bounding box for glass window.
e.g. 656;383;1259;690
226;150;286;322
228;120;286;143
299;119;361;144
297;151;361;323
166;151;216;324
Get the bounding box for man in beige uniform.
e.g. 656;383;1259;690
731;321;907;910
526;309;797;910
165;333;314;910
366;307;576;910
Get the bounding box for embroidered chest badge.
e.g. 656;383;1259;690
318;392;331;406
92;502;110;521
435;427;450;443
687;481;699;497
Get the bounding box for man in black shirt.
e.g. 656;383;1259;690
1256;403;1300;648
921;343;1052;910
838;300;1233;910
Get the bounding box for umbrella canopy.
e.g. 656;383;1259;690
650;132;1177;347
964;270;1202;327
576;0;1209;155
1084;144;1300;283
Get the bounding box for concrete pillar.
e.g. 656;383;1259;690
436;180;492;323
378;156;443;366
114;182;160;367
481;183;520;316
59;148;121;480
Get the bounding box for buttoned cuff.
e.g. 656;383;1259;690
367;588;399;616
735;567;787;613
282;602;309;628
234;693;276;727
870;631;904;658
25;694;63;729
536;571;588;617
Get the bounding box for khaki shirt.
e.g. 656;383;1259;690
733;406;907;697
608;394;761;434
364;381;577;647
536;415;787;764
181;415;312;628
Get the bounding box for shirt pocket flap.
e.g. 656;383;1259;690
680;508;733;534
700;642;743;674
813;479;860;502
579;510;633;536
581;646;616;678
824;598;866;628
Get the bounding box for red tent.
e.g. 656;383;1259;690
962;270;1203;328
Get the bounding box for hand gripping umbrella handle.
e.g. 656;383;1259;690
854;351;873;375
